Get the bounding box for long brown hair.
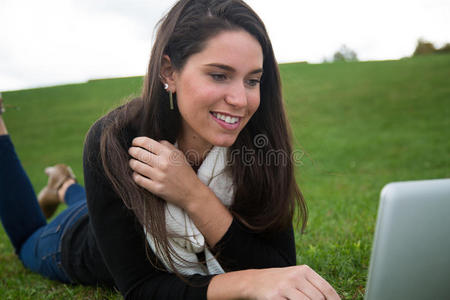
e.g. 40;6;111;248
99;0;307;273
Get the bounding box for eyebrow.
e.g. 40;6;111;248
204;63;263;75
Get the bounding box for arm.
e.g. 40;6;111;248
186;184;296;271
129;137;296;271
88;121;340;300
83;118;213;299
207;266;341;300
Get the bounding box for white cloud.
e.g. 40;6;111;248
1;0;449;91
0;0;168;91
246;0;450;62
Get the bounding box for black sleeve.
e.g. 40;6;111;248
83;118;213;300
213;217;296;271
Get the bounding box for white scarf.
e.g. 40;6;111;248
145;146;235;275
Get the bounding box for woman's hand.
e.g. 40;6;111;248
246;265;340;300
208;265;341;300
129;136;233;246
128;136;203;210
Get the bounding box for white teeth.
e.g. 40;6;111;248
212;112;239;124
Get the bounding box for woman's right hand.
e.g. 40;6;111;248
207;265;340;300
245;265;340;300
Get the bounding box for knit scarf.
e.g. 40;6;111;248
145;145;234;275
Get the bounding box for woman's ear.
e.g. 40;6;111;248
160;55;177;91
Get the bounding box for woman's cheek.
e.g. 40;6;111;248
249;95;260;116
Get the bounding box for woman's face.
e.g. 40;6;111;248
172;30;263;151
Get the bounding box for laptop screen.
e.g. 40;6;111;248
365;179;450;300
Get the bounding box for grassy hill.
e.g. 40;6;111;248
1;54;449;299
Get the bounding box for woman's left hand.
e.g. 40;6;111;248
128;136;203;210
129;136;233;246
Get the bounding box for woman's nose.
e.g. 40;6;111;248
224;82;247;108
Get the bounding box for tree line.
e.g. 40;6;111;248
413;39;450;56
326;39;449;63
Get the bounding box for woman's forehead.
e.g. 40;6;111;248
185;30;263;72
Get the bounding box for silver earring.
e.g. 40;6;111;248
164;83;174;110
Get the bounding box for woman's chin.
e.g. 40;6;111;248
210;135;238;148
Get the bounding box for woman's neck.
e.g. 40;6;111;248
177;134;213;171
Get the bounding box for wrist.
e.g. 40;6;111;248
207;269;256;300
184;180;211;214
240;269;257;299
184;181;233;247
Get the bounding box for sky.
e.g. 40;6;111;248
1;0;449;92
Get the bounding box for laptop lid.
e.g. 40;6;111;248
365;179;450;300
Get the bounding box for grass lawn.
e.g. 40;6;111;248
1;54;449;299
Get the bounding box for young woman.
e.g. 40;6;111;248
0;0;340;299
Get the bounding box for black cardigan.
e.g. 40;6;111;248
61;107;296;299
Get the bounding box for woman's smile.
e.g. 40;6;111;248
210;111;242;130
170;30;263;154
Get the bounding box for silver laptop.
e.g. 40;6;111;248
365;178;450;300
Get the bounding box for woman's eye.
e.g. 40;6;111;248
210;74;227;81
246;78;261;87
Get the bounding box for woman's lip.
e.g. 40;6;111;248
210;112;241;130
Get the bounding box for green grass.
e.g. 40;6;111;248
1;54;449;299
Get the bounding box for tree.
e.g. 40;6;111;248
413;39;436;56
436;43;450;54
332;45;358;62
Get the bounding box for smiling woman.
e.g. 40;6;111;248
166;30;263;157
0;1;340;299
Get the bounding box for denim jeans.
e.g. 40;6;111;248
0;135;88;283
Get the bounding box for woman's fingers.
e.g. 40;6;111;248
128;136;200;207
301;266;340;300
130;138;186;169
132;136;164;155
128;146;159;167
129;158;160;180
294;278;325;300
132;172;161;194
245;267;340;300
283;287;310;300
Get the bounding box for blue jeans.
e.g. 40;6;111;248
0;135;88;283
